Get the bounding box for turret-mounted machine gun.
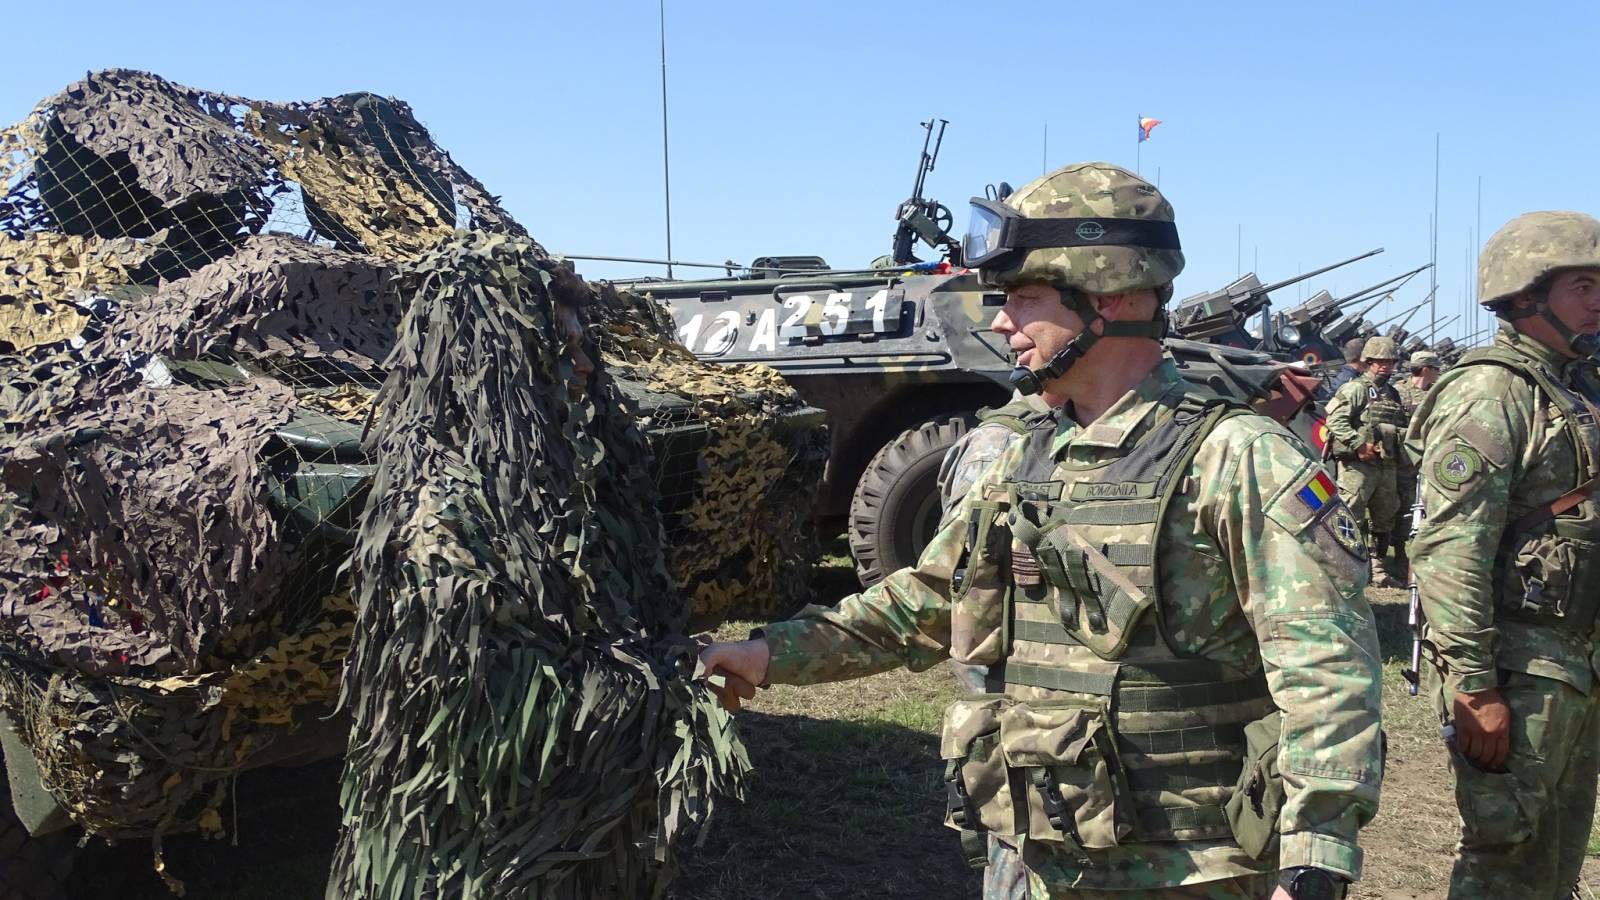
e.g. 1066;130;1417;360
1276;264;1432;365
890;118;962;266
1169;248;1383;348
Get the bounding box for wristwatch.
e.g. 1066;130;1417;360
1279;866;1347;900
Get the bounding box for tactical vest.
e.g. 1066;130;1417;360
942;394;1276;862
1333;379;1406;461
1453;347;1600;636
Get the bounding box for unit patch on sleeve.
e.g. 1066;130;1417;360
1434;444;1483;491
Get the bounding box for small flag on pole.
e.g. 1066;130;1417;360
1138;117;1162;142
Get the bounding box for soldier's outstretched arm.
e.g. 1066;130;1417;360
703;440;1029;692
1204;419;1384;883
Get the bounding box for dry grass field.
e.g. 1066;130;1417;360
62;544;1600;898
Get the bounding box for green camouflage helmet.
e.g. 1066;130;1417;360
986;162;1184;296
1408;350;1442;369
1361;335;1398;361
1479;211;1600;307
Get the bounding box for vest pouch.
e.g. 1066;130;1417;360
998;699;1128;850
1033;521;1155;659
1224;711;1284;859
1501;530;1600;630
940;696;1018;836
952;499;1011;665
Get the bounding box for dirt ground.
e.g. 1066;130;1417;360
57;571;1600;899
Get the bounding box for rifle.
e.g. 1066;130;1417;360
1402;480;1429;695
891;119;959;265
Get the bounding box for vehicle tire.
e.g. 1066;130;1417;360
0;763;75;900
848;414;975;587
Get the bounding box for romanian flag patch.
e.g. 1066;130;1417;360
1296;470;1336;512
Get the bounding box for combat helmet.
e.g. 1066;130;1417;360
1408;350;1442;370
963;162;1183;394
965;162;1184;295
1479;211;1600;309
1361;336;1398;361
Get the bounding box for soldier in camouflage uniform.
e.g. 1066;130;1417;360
1408;210;1600;900
1324;336;1406;587
702;162;1383;900
1387;351;1441;571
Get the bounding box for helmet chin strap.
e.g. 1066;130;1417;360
1538;305;1600;363
1008;290;1169;396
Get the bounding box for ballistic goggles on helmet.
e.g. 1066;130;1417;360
962;197;1182;271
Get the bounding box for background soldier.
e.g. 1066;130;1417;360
1388;351;1442;573
701;162;1383;900
1324;336;1407;586
1407;210;1600;899
1326;337;1368;395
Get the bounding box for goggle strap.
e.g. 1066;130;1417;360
1011;217;1181;251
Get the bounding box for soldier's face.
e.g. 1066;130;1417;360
989;284;1085;373
1416;366;1440;388
1367;358;1396;379
1544;269;1600;338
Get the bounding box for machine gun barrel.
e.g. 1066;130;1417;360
1333;262;1434;310
1418;313;1461;341
1254;248;1385;298
1373;297;1429;330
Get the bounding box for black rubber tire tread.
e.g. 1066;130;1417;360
848;414;975;587
0;771;75;900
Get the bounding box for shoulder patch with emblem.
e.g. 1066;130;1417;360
1433;444;1483;490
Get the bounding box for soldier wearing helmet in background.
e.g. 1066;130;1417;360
700;162;1383;900
1407;210;1600;899
1324;336;1407;586
1387;351;1442;571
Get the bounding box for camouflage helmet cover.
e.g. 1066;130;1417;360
987;162;1184;296
1361;335;1398;361
1478;210;1600;307
1409;350;1442;369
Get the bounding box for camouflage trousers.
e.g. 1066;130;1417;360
1026;872;1273;899
1434;670;1600;900
1335;459;1398;543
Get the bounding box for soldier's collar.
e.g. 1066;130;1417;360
1500;325;1583;380
1051;360;1182;455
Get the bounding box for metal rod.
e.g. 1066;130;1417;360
659;0;674;279
1431;133;1440;345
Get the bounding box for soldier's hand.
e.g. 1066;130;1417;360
1356;442;1380;462
698;639;770;712
1453;688;1512;770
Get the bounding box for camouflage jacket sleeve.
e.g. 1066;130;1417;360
1407;367;1531;694
1323;379;1368;452
1200;417;1384;879
936;421;1021;518
761;441;1026;683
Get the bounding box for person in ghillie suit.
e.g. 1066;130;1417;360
701;162;1384;900
329;233;747;900
1408;210;1600;899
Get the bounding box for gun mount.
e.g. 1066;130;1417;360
1170;248;1383;346
891;118;960;266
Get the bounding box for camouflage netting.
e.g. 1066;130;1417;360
0;68;811;882
332;232;746;897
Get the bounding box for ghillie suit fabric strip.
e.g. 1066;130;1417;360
330;231;747;899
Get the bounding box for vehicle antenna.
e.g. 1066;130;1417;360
659;0;674;279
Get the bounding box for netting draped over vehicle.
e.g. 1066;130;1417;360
0;68;804;877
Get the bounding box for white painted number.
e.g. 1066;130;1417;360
703;311;739;355
779;296;813;341
864;289;889;333
821;292;851;336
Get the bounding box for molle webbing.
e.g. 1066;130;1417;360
999;662;1268;710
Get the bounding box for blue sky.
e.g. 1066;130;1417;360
6;0;1596;345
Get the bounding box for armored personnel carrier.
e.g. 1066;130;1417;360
626;123;1330;585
